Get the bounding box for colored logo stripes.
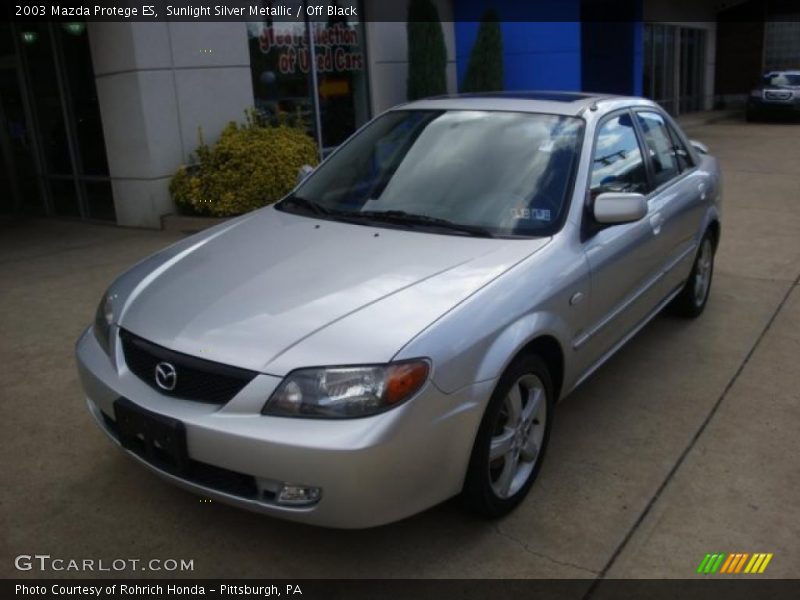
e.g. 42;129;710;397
697;552;773;574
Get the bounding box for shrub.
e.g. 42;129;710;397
170;111;318;217
462;9;503;93
406;0;448;100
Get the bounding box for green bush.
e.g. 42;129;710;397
406;0;448;100
170;111;318;217
462;9;504;93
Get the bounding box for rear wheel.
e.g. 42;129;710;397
462;354;553;518
669;232;715;318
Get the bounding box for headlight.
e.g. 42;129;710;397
750;90;762;98
262;360;430;419
93;292;115;354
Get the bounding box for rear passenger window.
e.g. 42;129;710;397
635;111;680;187
590;113;648;198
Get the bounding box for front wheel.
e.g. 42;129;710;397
669;232;715;318
462;354;553;518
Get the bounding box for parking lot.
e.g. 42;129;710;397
1;118;798;580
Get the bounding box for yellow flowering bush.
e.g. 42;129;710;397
170;111;318;217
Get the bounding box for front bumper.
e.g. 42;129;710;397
747;97;800;117
76;327;493;528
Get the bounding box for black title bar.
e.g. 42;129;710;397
5;0;800;23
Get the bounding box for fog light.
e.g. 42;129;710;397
277;483;321;506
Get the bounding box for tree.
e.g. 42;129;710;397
406;0;448;100
462;9;504;93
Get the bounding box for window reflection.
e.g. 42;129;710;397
292;110;584;237
591;114;648;196
635;111;679;187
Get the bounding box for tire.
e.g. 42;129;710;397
462;353;554;518
669;232;715;318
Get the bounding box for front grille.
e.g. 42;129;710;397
119;329;258;405
765;90;792;101
101;413;258;499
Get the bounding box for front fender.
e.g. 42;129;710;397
470;311;571;391
395;236;589;396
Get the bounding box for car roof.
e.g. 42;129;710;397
398;91;659;117
764;70;800;75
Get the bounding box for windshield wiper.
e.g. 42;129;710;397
279;200;495;238
354;210;495;238
278;194;333;217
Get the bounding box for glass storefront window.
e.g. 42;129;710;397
0;64;43;215
309;5;369;148
57;22;109;176
765;22;800;71
1;21;14;56
644;24;705;115
84;180;116;221
6;20;115;221
47;178;80;218
20;22;74;176
247;1;369;154
248;17;313;126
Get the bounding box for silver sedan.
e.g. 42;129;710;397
76;92;721;528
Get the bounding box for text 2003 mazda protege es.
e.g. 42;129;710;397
76;93;721;528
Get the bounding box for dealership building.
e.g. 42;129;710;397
1;0;798;227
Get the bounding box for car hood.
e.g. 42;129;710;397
115;207;549;374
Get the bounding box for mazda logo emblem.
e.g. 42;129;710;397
154;362;177;391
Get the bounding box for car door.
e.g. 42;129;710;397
633;110;707;296
574;110;664;371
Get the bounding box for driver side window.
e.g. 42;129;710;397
590;113;648;199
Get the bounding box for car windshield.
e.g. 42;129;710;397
279;110;584;237
763;73;800;87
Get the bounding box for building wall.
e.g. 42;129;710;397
88;22;253;228
364;0;458;114
453;0;582;92
581;21;643;95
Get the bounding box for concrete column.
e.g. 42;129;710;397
87;22;254;228
363;0;458;114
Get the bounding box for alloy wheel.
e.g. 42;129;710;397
694;238;713;307
488;374;547;499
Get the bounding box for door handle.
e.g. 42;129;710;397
649;212;664;235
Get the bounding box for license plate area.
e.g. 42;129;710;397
114;398;188;474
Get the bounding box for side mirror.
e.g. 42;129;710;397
593;192;647;225
689;139;709;155
296;164;315;186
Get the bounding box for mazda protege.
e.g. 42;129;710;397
76;92;721;528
